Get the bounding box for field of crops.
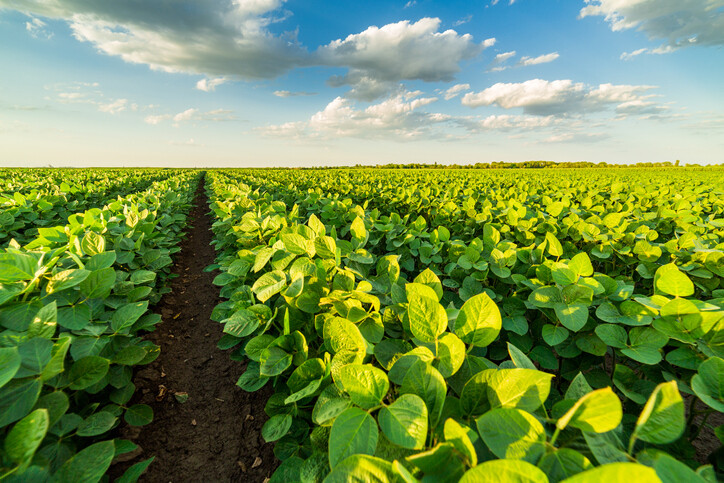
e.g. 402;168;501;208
2;167;724;482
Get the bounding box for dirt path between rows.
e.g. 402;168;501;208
110;175;277;482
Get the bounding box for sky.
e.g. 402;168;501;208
0;0;722;167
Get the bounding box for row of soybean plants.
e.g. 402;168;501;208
1;169;188;247
0;170;201;482
206;169;719;483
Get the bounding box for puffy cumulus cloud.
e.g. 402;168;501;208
145;108;237;125
317;18;489;100
461;79;662;116
580;0;724;54
2;4;490;97
258;91;451;140
2;0;307;78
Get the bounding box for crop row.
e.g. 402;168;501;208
206;169;722;482
0;171;201;481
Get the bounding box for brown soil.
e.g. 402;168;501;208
109;175;277;482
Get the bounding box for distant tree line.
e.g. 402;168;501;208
349;160;715;169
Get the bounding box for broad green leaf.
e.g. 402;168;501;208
569;253;593;278
46;269;90;294
77;411;117;437
538;449;593;483
313;384;351;425
460;459;548;483
54;440;115;483
407;293;447;343
262;413;293;442
594;324;627;349
508;342;536;370
329;408;378;468
0;378;42;426
487;369;553;412
324;455;397;483
252;270;287;302
559;462;659;482
435;332;466;378
413;268;443;301
557;388;622;433
81;232;106;256
67;356;110;390
476;408;546;463
546;232;563;257
339;364;389;410
454;292;502;347
691;357;724;412
111;301;149;333
116;457;155;483
5;408;49;467
124;404;153;426
401;361;446;429
260;346;293;377
79;267;116;298
633;381;684;444
0;346;21;388
378;394;428;449
653;453;708;483
444;418;477;466
282;233;309;255
654;263;694;297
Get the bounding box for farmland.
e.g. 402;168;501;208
2;167;724;482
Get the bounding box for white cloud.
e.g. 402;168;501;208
25;17;53;39
542;132;608;143
318;18;488;100
259;91;450;140
620;48;647;60
462;78;661;116
405;1;417;8
98;98;128;114
458;114;561;132
145;108;237;125
273;90;317;97
3;4;490;99
494;51;517;63
580;0;724;53
196;77;229;92
519;52;559;66
443;84;471;100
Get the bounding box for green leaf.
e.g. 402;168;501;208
507;342;536;370
0;346;21;388
569;253;593;278
653;453;708;483
557;388;622;433
554;303;589;332
325;317;366;357
476;408;546;463
111;301;149;333
487;368;553;412
262;413;293;442
413;268;443;301
81;232;106;256
67;356;110;390
542;325;569;346
654;263;694;297
124;404;153;426
4;408;49;467
633;381;684;444
444;418;478;466
538;449;593;483
252;270;287;302
594;324;627;349
112;345;148;366
77;411;117;437
313;384;351;425
454;292;502;347
315;236;337;259
401;361;446;429
378;394;428;449
324;455;397;483
559;462;659;482
46;269;90;294
54;440;115;483
282;233;309;255
407;293;447;343
329;408;378;468
0;378;42;426
691;357;724;412
116;457;155;483
79;267;116;298
460;459;548;483
339;364;389;410
260;346;293;377
546;232;564;257
435;332;466;378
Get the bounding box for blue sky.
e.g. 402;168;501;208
0;0;722;167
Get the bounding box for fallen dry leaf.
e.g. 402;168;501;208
156;385;167;401
191;419;197;426
251;457;262;469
